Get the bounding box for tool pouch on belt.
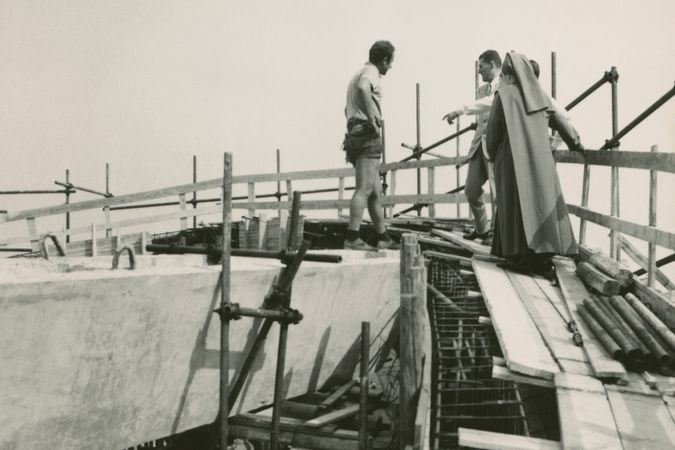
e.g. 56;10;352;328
342;121;377;164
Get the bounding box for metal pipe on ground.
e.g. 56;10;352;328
625;293;675;354
145;244;342;264
583;298;640;360
610;295;671;366
577;305;624;360
597;296;652;366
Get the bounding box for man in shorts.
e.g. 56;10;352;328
343;40;398;250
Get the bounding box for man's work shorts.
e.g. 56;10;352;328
343;119;383;166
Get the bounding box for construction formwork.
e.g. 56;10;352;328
427;256;531;449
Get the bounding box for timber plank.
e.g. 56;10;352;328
567;204;675;251
554;373;623;450
605;386;675;449
552;149;675;174
473;259;559;380
492;365;554;389
458;427;560;450
435;230;491;255
553;257;627;380
508;272;588;365
618;234;675;290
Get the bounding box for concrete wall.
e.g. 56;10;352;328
0;252;399;450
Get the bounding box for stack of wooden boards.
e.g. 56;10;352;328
470;252;675;449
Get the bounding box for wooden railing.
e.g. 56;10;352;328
1;149;673;290
0;157;473;248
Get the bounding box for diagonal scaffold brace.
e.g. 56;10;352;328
216;184;311;450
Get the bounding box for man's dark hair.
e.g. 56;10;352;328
369;41;395;64
479;50;502;68
529;59;541;79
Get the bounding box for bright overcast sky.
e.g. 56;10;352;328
1;0;673;254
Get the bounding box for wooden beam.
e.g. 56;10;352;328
458;427;560;450
578;244;633;289
229;413;361;450
304;404;359;428
491;365;554;389
567;204;675;251
431;229;490;256
553;149;675;174
649;144;659;288
575;261;621;295
553;256;627;380
631;279;675;329
427;167;435;217
0;205;224;247
399;234;427;449
617;234;674;290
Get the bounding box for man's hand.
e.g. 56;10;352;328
442;110;461;125
455;154;471;168
572;142;586;155
366;121;380;138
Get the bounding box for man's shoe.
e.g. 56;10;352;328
377;239;400;250
344;238;376;251
463;229;490;241
479;231;494;246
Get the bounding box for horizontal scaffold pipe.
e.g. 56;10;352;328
0;157;461;223
553;149;675;174
567;204;675;251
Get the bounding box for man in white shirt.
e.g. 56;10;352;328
343;40;398;250
443;50;502;243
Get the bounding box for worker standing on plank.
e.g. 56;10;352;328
342;40;398;250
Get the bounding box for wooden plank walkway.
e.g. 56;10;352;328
605;386;675;449
555;373;623;450
472;254;675;450
472;259;559;380
507;271;592;376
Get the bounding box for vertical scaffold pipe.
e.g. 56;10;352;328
416;83;421;215
219;153;233;450
359;321;370;450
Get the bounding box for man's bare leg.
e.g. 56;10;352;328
348;157;377;231
366;162;386;234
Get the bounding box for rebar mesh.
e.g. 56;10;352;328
427;256;528;450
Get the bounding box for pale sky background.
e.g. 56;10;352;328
1;0;673;272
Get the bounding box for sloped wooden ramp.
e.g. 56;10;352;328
471;255;675;450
